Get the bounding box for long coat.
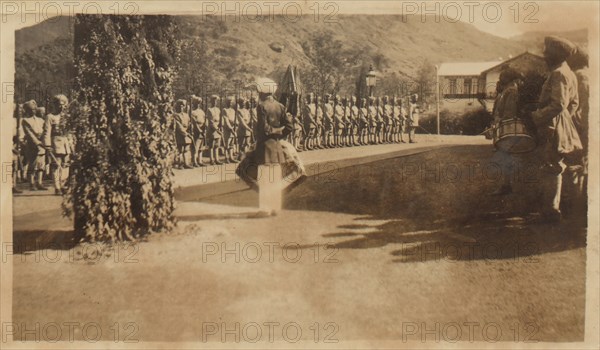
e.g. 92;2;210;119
236;96;306;190
532;61;582;156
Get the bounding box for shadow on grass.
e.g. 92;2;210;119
12;229;77;253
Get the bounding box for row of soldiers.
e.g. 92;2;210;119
171;93;421;167
12;95;72;194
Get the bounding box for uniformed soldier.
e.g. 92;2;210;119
531;36;581;222
291;97;304;152
21;100;46;191
172;99;192;169
322;94;334;148
567;47;589;204
236;77;306;216
393;97;406;143
314;95;324;149
207;95;223;165
489;68;523;196
12;104;24;193
344;96;357;147
236;97;253;159
375;96;385;144
221;96;238;163
382;96;394;143
408;94;420;143
333;95;345;147
367;96;377;144
249;96;258;143
302;93;317;151
37;107;51;176
358;97;369;145
43;95;74;195
189;96;206;167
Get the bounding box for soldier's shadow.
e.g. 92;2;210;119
294;214;586;263
282;145;587;262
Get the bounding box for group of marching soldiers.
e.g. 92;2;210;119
171;92;421;167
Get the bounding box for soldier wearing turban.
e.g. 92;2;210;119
236;78;306;217
531;36;581;222
21;100;47;191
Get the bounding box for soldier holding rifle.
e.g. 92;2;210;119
207;95;223;165
190;95;206;167
236;97;253;159
303;93;317;151
333;95;345;147
222;96;238;163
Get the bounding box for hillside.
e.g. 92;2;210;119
14;14;546;101
511;29;588;52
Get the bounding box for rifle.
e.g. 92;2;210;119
332;96;338;143
218;92;224;148
249;90;256;143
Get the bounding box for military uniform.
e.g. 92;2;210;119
21;100;47;190
333;96;345;146
237;98;253;157
531;36;581;220
207;96;223;165
383;97;393;143
392;99;405;142
302;95;317;150
408;94;420;143
221;97;238;163
173;99;193;169
368;98;378;144
359;98;369;145
238;79;307;216
323;97;334;147
190;96;206;166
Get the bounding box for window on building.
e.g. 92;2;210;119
464;79;472;95
449;79;457;94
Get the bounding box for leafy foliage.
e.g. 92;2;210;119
64;15;179;242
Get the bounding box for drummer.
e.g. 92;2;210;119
490;67;524;195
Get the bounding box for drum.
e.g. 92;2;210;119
493;118;536;153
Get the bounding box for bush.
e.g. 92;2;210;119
65;15;179;242
420;107;492;135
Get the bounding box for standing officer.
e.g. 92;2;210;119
531;36;581;222
236;78;306;216
358;97;368;145
207;95;223;165
222;96;238;163
323;94;334;148
43;94;73;194
173;99;193;169
21;100;46;191
190;95;206;167
382;96;394;143
334;95;345;147
567;47;589;208
347;96;358;146
408;94;420;143
302;93;317;151
237;97;253;159
367;96;377;144
393;97;406;143
314;95;325;149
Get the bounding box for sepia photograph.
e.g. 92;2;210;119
1;0;598;348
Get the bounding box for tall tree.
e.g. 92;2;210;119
301;31;345;97
66;15;179;242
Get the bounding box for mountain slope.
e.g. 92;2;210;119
14;15;552;101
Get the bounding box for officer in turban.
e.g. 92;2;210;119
531;36;581;222
236;77;306;216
